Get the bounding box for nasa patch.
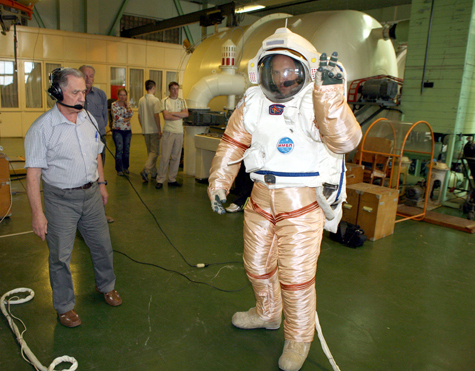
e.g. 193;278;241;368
269;104;285;115
277;137;294;154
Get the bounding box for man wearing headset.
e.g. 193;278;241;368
208;29;362;371
25;67;122;328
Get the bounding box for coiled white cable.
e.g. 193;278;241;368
315;311;341;371
1;288;78;371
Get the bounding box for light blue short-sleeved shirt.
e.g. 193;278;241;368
25;104;104;189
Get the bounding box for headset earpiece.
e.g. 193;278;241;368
47;82;63;101
47;68;64;101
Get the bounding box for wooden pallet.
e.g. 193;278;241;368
8;156;26;176
397;204;475;233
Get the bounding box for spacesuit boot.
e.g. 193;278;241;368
278;340;312;371
279;275;316;370
232;307;281;330
232;266;282;329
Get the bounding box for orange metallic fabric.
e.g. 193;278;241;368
208;102;251;197
243;183;324;342
313;84;362;154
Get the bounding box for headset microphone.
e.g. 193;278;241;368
57;101;84;110
283;78;304;87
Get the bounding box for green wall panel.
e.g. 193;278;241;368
400;0;475;134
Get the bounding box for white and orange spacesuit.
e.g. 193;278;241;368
208;28;362;371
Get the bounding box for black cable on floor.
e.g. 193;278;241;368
113;249;250;293
103;139;243;269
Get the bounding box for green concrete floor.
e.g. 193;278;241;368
1;135;474;371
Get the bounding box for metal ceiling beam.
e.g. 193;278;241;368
108;0;130;36
245;0;319;14
120;1;236;38
33;6;45;28
251;0;412;16
172;0;194;46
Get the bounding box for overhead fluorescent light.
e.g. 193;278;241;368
236;5;265;13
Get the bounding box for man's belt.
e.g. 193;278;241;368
64;182;94;190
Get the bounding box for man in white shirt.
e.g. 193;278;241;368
155;82;188;189
138;80;162;182
25;68;122;328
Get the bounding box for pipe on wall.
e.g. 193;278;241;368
186;72;246;109
421;0;436;95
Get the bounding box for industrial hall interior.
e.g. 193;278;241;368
1;0;475;370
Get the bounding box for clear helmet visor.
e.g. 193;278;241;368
258;54;309;103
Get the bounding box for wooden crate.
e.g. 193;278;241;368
346;163;364;185
343;182;376;225
343;183;399;241
343;185;360;225
0;154;12;218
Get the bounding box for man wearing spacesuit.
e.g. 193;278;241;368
208;28;362;371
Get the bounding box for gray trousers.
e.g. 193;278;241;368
156;132;183;183
43;181;116;314
143;134;160;177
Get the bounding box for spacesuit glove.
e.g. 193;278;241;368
210;189;227;214
315;52;344;86
315;186;335;220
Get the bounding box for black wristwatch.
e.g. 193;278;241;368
98;180;107;185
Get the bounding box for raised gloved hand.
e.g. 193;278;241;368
315;52;344;86
210;189;227;214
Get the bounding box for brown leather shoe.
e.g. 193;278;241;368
106;215;114;223
58;309;81;328
96;287;122;306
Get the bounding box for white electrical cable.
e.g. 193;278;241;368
0;230;34;238
315;311;341;371
1;288;78;371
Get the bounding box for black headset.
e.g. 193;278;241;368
47;67;64;101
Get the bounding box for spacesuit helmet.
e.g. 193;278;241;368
248;28;320;103
258;53;307;103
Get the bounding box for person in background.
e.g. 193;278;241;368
111;88;133;176
138;80;162;183
79;64;114;223
155;82;189;190
25;67;122;328
107;97;117;131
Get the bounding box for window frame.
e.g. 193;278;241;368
0;58;20;110
22;60;44;110
128;67;144;109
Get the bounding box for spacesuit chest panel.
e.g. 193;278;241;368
243;85;323;188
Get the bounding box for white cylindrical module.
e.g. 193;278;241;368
220;39;238;110
183;10;398;110
221;39;236;67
